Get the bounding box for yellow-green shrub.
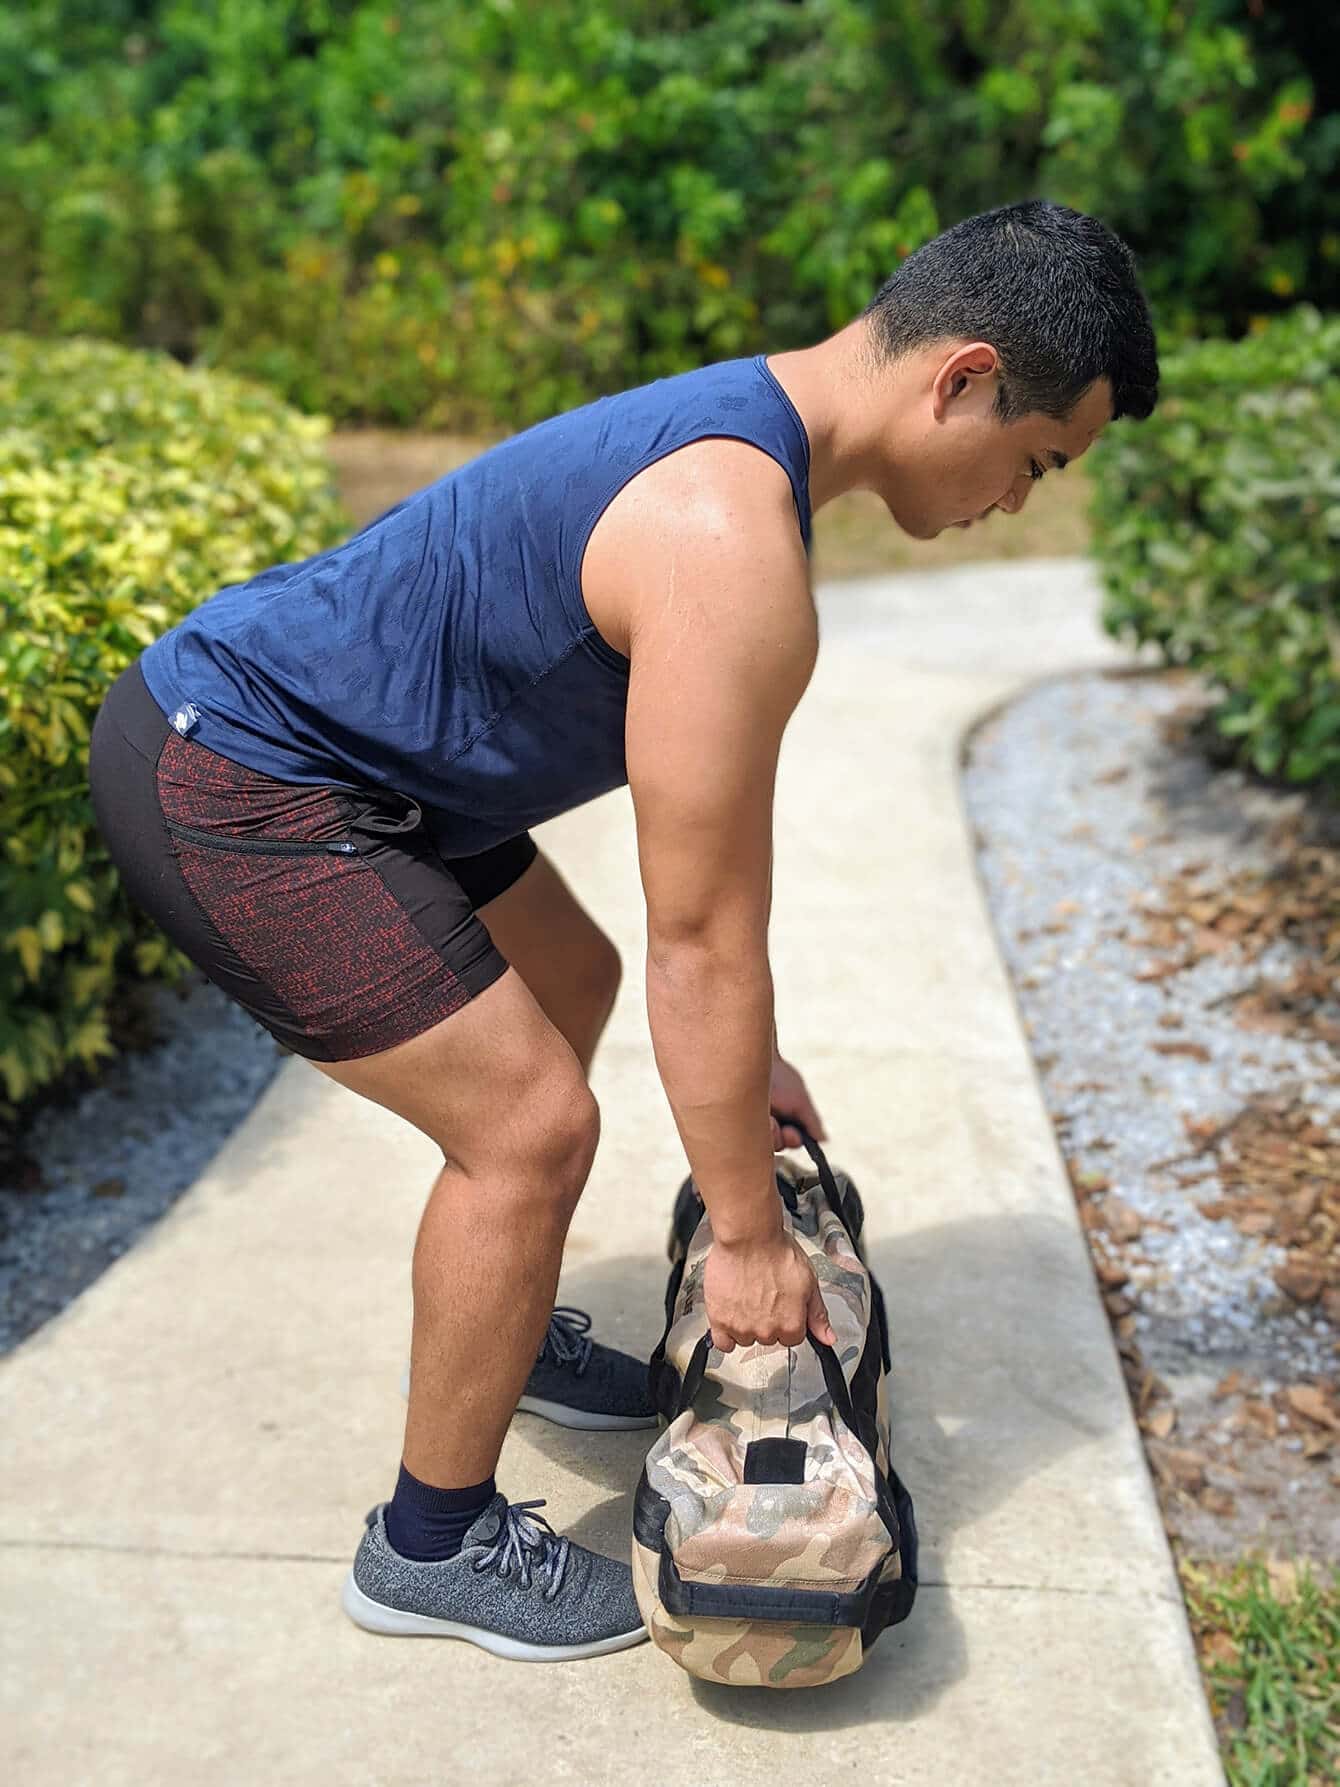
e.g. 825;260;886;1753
0;333;348;1114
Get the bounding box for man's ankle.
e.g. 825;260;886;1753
384;1462;496;1561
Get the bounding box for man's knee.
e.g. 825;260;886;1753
483;1071;600;1210
532;1079;601;1188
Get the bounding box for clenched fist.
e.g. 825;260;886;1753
704;1229;837;1354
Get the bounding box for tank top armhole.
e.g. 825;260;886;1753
568;431;811;666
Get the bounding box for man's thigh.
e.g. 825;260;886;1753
310;963;594;1178
472;848;621;1007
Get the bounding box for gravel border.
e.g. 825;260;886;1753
0;976;283;1354
962;665;1339;1559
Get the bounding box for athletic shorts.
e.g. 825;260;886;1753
88;658;537;1063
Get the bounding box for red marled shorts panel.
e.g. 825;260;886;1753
88;659;536;1063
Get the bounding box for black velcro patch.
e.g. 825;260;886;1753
743;1437;807;1484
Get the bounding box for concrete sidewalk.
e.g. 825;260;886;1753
1;560;1224;1785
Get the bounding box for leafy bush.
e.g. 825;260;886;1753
1088;305;1340;791
1;1;1335;428
0;333;348;1113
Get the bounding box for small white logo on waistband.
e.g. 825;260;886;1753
171;703;202;736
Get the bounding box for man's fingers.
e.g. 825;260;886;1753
808;1287;836;1347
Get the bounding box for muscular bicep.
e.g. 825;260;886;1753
624;516;817;955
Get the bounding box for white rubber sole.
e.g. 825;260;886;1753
341;1571;647;1660
398;1366;657;1431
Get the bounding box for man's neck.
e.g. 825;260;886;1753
763;321;892;513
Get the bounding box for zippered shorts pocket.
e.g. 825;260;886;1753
162;817;365;857
162;818;368;857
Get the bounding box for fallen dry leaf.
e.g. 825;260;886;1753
1192;925;1236;955
1099;1195;1144;1243
1265;1557;1299;1603
1155;1447;1207;1494
1241;1400;1279;1439
1274;1260;1325;1304
1150;1040;1212;1063
1135;959;1188;982
1285;1385;1340;1431
1145;1406;1177;1440
1199;1486;1237;1518
1073;1168;1112;1197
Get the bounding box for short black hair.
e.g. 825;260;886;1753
861;198;1159;425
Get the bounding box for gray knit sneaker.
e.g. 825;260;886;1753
341;1492;647;1661
399;1306;658;1432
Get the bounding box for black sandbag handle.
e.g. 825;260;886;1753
668;1109;858;1426
668;1114;908;1555
771;1110;848;1221
671;1327;857;1431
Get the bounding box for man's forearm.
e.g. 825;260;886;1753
646;944;781;1246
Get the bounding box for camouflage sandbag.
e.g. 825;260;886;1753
633;1123;917;1687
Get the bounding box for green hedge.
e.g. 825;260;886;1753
1089;305;1340;791
2;1;1336;428
0;334;348;1114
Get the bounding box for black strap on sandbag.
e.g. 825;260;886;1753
771;1113;851;1227
658;1545;888;1627
672;1327;857;1428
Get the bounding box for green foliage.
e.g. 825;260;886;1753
1088;306;1340;791
0;333;347;1113
1182;1556;1339;1786
1;2;1335;428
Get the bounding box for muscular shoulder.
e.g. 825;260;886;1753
580;437;811;664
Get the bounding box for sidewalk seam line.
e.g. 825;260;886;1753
0;1536;1180;1602
0;1536;346;1565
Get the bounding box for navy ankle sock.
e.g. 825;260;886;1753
384;1463;497;1562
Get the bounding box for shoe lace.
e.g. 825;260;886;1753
538;1304;593;1377
471;1499;571;1600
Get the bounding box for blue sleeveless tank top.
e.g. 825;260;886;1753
138;352;812;857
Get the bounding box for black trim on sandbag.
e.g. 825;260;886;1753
842;1322;907;1553
889;1466;919;1587
668;1176;704;1262
870;1274;892;1375
844;1188;868;1261
860;1575;918;1654
658;1545;888;1628
633;1467;672;1551
647;1242;690;1416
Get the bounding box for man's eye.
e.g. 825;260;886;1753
1029;460;1046;482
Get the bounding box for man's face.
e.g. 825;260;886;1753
878;343;1113;539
